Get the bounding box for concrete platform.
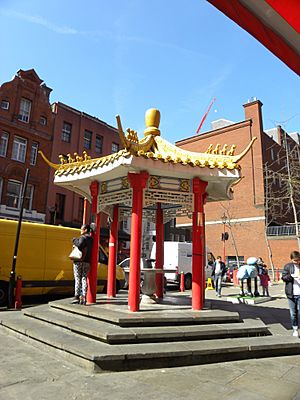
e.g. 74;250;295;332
1;290;300;372
227;295;272;305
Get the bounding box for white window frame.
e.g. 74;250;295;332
84;130;92;150
18;98;32;123
112;142;119;153
6;180;22;208
40;116;47;126
6;180;34;210
0;131;9;157
30;142;39;165
1;100;9;110
12;136;27;162
62;122;72;143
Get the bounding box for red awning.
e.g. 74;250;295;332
207;0;300;76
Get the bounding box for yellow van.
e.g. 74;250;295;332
0;219;125;306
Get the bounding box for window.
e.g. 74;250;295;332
0;131;9;157
12;136;27;162
55;193;66;220
61;122;72;143
6;180;34;209
18;98;32;123
95;135;103;154
40;116;47;126
30;142;39;165
112;142;119;153
24;184;34;210
84;130;92;150
270;148;274;161
1;100;9;110
6;180;22;208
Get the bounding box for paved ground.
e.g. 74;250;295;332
1;282;300;400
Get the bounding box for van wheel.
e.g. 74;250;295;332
0;282;8;307
184;274;192;290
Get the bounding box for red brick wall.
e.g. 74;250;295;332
0;70;53;215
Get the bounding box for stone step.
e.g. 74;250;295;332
23;304;269;344
1;311;300;372
49;298;241;327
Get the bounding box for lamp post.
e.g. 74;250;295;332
221;213;227;265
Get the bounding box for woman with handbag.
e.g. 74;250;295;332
70;224;93;305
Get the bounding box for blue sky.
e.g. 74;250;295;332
0;0;299;143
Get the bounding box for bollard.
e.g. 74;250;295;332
206;277;214;290
227;267;231;282
276;268;280;282
233;269;239;286
15;275;22;310
180;272;185;292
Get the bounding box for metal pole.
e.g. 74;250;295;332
8;168;30;308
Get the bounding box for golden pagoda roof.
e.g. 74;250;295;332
39;108;256;177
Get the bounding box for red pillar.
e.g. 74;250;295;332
82;198;89;225
87;181;100;304
127;171;149;312
192;178;207;311
107;205;119;297
155;203;164;299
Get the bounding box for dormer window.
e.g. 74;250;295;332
1;100;9;110
18;98;32;123
40;116;47;126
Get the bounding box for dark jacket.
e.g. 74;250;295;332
282;262;297;298
73;234;93;263
211;260;226;277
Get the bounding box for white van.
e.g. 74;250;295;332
150;242;215;290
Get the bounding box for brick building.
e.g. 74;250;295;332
0;69;122;228
47;102;121;227
176;100;299;269
0;69;54;223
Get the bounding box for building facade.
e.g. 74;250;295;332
176;100;299;269
0;69;122;228
47;102;121;227
0;69;54;223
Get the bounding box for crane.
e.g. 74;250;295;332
196;97;216;134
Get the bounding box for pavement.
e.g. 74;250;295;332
1;282;300;400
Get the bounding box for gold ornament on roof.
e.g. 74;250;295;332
38;107;257;175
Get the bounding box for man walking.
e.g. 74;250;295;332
282;251;300;337
211;256;226;297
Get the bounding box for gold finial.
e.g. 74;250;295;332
144;108;161;137
83;151;91;161
205;144;213;154
227;145;236;156
67;153;74;163
59;154;66;164
220;144;228;155
212;144;221;154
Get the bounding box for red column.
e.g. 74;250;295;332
155;203;164;299
87;181;100;304
128;171;149;312
192;178;207;311
82;198;89;225
107;205;119;297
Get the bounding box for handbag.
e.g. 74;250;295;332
69;245;82;261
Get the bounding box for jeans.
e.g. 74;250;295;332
214;274;222;295
73;261;90;297
288;295;300;328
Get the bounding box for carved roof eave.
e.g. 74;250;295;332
38;134;256;178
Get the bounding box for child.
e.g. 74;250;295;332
260;266;271;296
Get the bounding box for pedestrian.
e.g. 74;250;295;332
71;224;93;305
211;256;226;297
282;250;300;337
260;265;270;296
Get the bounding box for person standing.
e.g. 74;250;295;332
260;265;271;297
71;224;93;305
211;256;226;297
282;251;300;337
